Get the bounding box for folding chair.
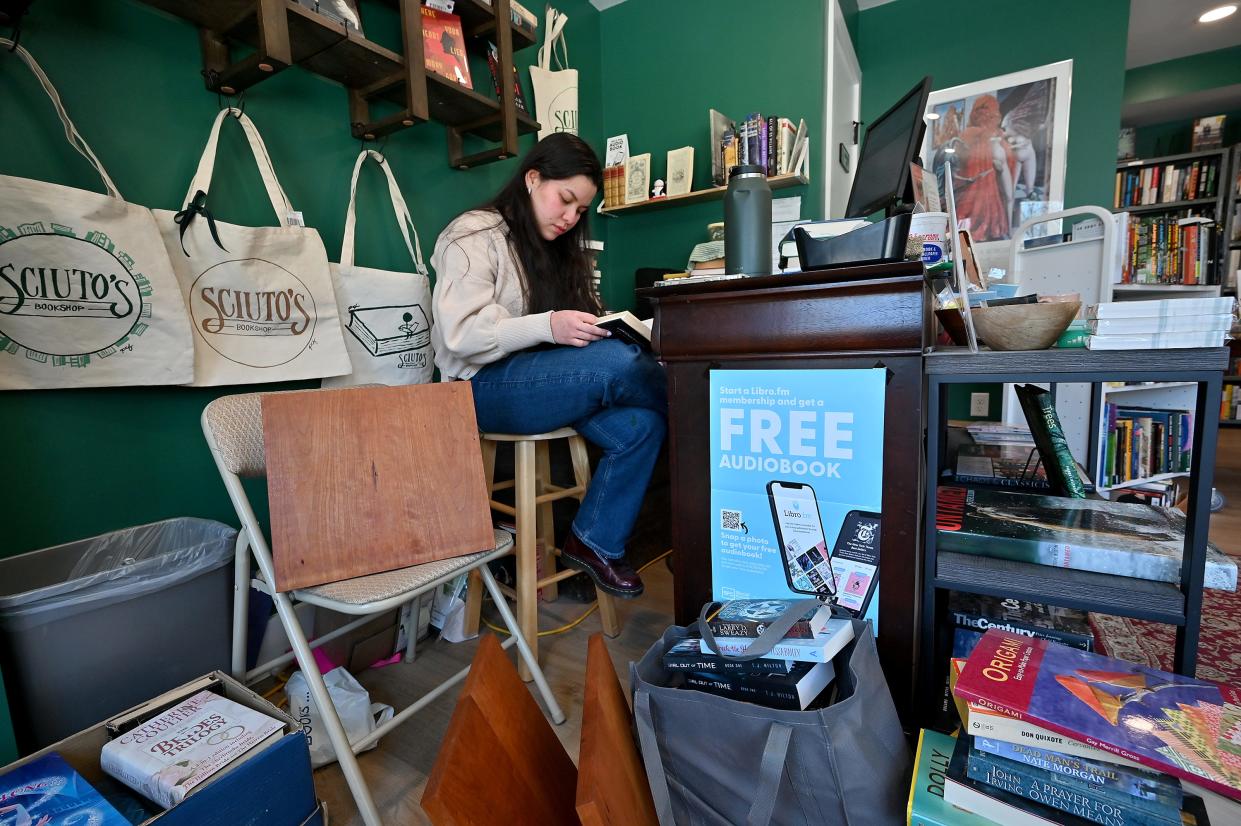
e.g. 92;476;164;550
202;389;565;826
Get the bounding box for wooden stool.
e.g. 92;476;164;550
465;428;621;680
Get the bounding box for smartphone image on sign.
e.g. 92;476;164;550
829;509;881;618
767;481;837;598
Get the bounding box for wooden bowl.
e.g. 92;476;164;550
972;301;1081;351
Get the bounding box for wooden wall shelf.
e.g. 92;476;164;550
139;0;539;168
600;173;809;216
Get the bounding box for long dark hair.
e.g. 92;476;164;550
483;133;603;314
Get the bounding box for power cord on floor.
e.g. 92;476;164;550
482;549;673;638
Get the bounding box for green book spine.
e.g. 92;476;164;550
1015;384;1086;498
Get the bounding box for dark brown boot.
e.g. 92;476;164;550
560;532;644;599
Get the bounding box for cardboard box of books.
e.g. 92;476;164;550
0;672;320;826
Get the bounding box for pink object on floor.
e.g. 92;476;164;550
370;652;403;669
313;647;340;675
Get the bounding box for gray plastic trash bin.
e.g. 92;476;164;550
0;518;236;752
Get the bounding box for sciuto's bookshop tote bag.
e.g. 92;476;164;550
154;108;351;387
0;40;193;389
632;620;911;826
322;149;433;388
529;6;577;140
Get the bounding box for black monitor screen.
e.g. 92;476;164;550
844;76;932;218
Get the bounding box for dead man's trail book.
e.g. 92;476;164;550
100;689;284;809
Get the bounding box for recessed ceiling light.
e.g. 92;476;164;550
1199;4;1236;22
925;112;940;121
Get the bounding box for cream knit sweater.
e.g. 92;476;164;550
430;209;555;380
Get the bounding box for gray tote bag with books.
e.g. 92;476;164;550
631;620;910;826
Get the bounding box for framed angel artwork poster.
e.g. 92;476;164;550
923;60;1071;268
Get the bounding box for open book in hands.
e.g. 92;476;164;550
595;311;652;349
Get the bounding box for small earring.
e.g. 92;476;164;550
527;185;532;194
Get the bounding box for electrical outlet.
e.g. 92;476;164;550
970;392;990;417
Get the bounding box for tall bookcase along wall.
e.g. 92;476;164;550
1096;146;1237;496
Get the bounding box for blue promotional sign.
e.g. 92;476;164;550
709;369;886;627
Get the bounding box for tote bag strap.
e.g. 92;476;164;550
2;38;123;199
340;149;428;275
747;722;793;826
697;598;822;661
633;688;677;826
183;108;294;225
537;8;569;71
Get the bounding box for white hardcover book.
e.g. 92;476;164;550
101;690;284;809
966;706;1145;770
700;617;855;663
1089;314;1234;335
1086;331;1229;350
944;775;1062;826
1088;297;1237;319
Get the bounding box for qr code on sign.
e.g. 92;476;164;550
720;509;743;531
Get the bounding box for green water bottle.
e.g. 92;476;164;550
724;164;772;276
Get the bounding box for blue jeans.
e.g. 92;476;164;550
470;338;667;560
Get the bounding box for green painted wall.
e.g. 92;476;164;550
1124;45;1241;107
856;0;1130;215
0;0;603;760
596;0;824;311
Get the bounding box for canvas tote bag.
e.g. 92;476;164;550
632;619;911;826
153;109;351;387
322;149;433;388
0;40;194;389
529;7;578;140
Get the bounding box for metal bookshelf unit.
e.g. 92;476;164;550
917;346;1226;727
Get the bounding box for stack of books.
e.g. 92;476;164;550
1085;297;1236;350
685;240;725;277
924;629;1241;825
665;599;855;711
1223;384;1240;424
716;113;808;181
602;164;626;209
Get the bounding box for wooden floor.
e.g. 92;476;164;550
312;557;676;825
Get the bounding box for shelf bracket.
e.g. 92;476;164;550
348;0;428;140
446;0;519;169
197;0;291;94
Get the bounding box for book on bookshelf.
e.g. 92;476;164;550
101;689;284;808
709;108;736;186
1087;331;1230;350
1089;297;1236;319
952;442;1092;493
681;659;835;711
0;752;130;826
1115;157;1221;209
1118;216;1217;287
935;486;1238;590
661;636;793;674
699;617;855;663
1014;384;1087;498
955;629;1241;802
1101;404;1193;486
421;6;472;88
1090;315;1233;335
1192;117;1226;152
949;592;1094;652
908;730;998;826
486;41;528;114
594;311;651;349
702;599;833;639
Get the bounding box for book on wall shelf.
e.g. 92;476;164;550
421;6;472;88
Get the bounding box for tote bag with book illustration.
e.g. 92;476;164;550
529;7;577;140
323;149;433;388
632;616;910;826
153;109;351;387
0;40;194;389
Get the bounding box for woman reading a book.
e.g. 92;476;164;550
431;133;666;598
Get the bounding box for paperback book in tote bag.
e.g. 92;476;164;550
154;109;351;386
0;40;193;389
323;149;433;387
529;6;577;139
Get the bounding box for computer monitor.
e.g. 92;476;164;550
843;76;932;219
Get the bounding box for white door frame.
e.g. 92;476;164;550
822;0;862;219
